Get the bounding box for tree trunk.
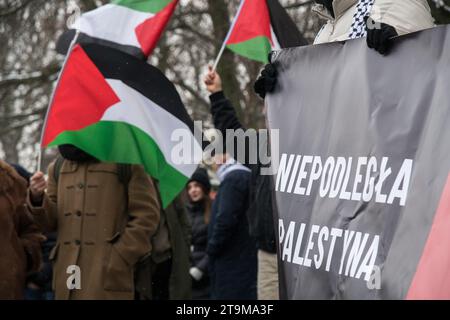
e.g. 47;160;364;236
0;103;20;164
428;0;450;24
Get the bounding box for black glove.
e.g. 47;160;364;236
366;17;398;55
254;63;278;100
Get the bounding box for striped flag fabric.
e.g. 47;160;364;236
57;0;178;59
42;43;202;207
225;0;307;63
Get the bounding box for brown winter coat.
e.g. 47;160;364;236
27;160;160;300
0;160;43;300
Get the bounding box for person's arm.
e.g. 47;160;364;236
113;165;160;267
190;251;209;281
28;163;58;232
204;66;245;134
207;174;247;257
196;252;209;273
205;67;268;168
192;223;209;272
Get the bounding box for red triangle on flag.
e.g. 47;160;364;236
135;0;178;57
226;0;272;46
42;45;120;146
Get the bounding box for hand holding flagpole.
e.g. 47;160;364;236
212;0;246;71
36;30;81;173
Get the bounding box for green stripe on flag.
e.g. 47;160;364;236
112;0;173;14
227;36;272;64
49;121;188;208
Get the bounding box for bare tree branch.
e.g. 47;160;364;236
0;108;45;120
0;116;40;135
285;0;314;10
0;0;35;17
0;62;59;87
167;64;210;111
79;0;102;10
174;78;210;111
175;9;209;17
169;22;216;45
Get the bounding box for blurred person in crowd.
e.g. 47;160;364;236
186;167;212;299
28;144;160;300
8;163;56;301
0;160;43;299
143;190;192;300
207;153;257;300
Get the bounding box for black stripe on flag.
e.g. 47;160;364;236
80;43;195;134
267;0;308;48
57;29;146;60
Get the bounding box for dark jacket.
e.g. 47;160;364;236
209;91;277;253
135;193;191;300
166;196;192;299
186;201;210;298
187;202;209;272
207;168;257;300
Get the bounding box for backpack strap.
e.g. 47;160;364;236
117;163;133;225
53;155;65;183
117;164;132;191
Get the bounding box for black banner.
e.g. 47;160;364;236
267;25;450;299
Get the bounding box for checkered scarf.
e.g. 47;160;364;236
348;0;375;39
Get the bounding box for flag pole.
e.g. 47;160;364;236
37;30;80;172
212;0;246;71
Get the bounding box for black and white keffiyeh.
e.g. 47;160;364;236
348;0;375;39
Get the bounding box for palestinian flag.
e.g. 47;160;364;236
225;0;307;63
57;0;178;59
42;43;202;207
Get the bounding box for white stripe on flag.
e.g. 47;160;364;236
102;79;202;177
73;4;153;49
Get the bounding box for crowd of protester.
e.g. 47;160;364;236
0;152;259;300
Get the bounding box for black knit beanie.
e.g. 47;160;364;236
188;167;211;193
